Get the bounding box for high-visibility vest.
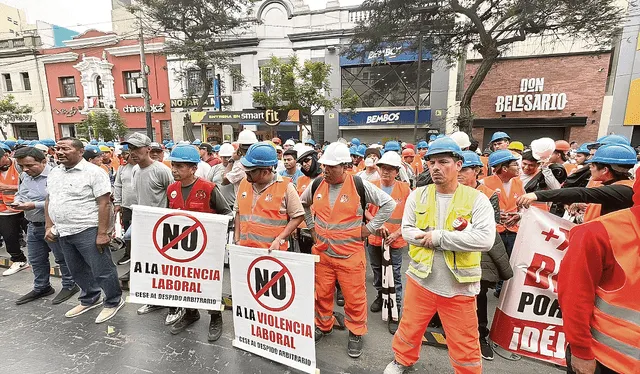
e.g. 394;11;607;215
163;160;172;168
368;180;410;248
479;156;489;180
356;160;365;172
312;174;363;256
0;162;19;213
111;156;120;171
295;174;315;229
237;176;290;250
167;178;216;213
411;157;424;175
483;175;525;233
476;183;495;200
582;179;635;222
587;178;602;188
564;163;577;175
346;166;358;175
408;184;482;283
589;206;640;373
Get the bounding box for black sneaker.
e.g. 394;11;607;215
347;331;363;358
117;254;131;265
52;284;80;305
208;311;223;342
388;318;399;335
336;288;345;307
480;337;494;360
370;294;383;312
170;309;200;335
16;287;55;305
315;326;332;344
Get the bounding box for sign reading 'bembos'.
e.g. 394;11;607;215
128;205;231;310
495;78;568;113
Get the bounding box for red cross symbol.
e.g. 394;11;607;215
541;228;560;242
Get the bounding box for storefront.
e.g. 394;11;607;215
338;109;433;143
191;109;304;143
466;53;611;147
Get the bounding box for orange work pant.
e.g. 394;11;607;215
392;277;482;373
314;250;367;336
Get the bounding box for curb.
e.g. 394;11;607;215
0;255;62;278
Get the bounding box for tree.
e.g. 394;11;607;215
131;0;251;141
0;95;32;140
77;111;128;141
347;0;624;135
253;55;348;139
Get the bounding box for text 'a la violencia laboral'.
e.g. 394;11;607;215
133;262;221;293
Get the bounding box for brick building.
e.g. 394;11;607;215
466;52;612;147
40;30;172;141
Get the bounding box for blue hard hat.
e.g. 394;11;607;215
576;143;591;155
97;141;106;146
425;137;463;159
213;144;221;152
305;139;316;147
90;139;98;145
4;139;17;148
166;141;175;149
167;144;201;164
356;144;367;157
0;143;10;151
490;131;511;143
384;141;401;152
40;139;55;147
596;134;630;146
489;149;518;167
16;139;25;145
162;140;169;145
351;138;361;146
83;145;102;158
587;144;637;166
241;142;278;168
106;141;115;148
461;151;484;168
121;144;129;151
417;141;429;150
349;145;358;156
193;139;202;146
429;135;437;141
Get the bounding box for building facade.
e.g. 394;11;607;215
40;30;172;141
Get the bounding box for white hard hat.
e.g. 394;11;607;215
237;129;258;145
218;143;235;157
34;144;49;152
531;138;556;161
292;142;307;154
318;142;351;166
376;150;402;168
449;131;471;149
284;139;296;146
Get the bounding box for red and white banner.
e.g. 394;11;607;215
490;207;575;366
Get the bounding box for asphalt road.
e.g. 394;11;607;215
0;246;561;374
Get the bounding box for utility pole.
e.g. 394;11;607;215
139;17;153;139
413;33;423;143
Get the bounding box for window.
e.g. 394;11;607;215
20;72;30;91
259;66;272;91
124;71;142;94
2;74;13;92
186;68;213;96
231;64;242;92
60;76;76;97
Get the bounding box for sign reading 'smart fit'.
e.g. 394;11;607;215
191;109;303;127
495;78;568;113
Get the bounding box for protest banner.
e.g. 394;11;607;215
229;244;317;374
127;205;231;310
490;207;575;366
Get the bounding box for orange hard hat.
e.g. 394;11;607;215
402;148;416;157
404;143;416;151
555;140;571;152
271;137;282;145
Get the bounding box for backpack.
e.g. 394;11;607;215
311;175;367;221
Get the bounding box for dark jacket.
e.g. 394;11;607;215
481;191;514;284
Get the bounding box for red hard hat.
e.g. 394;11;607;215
402;148;416;157
405;143;416;151
271;137;282;145
555;140;571;152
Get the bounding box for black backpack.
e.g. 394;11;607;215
311;175;367;221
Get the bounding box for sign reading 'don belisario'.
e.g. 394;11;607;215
495;78;568;113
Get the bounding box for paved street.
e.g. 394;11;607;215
0;246;560;374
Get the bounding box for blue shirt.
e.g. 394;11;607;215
14;164;51;223
279;168;304;186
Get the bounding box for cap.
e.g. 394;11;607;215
149;142;163;151
122;132;151;148
199;143;214;153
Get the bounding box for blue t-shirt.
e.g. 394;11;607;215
279;168;304;186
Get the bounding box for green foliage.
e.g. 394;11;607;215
77;111;128;141
0;94;32;139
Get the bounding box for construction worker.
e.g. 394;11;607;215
490;131;510;151
294;146;322;254
207;143;237;206
350;145;365;173
366;151;410;335
279;148;303;186
557;166;640;374
0;146;29;276
234;142;304;251
222;129;258;192
564;143;593;188
384;137;495;374
356;147;381;182
516;144;637;222
385;141;412;185
300;142;396;358
552;140;575;174
507;141;524;156
482;149;524;297
164;145;232;340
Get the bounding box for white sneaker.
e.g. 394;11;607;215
136;304;165;315
95;298;126;324
165;307;185;326
3;262;30;276
383;360;410;374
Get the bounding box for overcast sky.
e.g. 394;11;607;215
3;0;364;33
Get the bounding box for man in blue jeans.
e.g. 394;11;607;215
12;147;79;305
45;137;124;324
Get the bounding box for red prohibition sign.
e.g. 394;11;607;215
152;212;208;263
247;256;295;312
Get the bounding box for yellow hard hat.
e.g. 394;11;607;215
99;145;111;152
508;141;524;152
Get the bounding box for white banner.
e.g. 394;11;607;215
229;245;317;374
128;205;231;310
490;207;575;366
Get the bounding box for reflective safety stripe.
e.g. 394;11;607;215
238;215;288;227
386;218;403;225
450;357;482;367
591;328;640;360
239;232;277;243
454;266;482;278
315;233;362;247
315;217;362;231
595;295;640;327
